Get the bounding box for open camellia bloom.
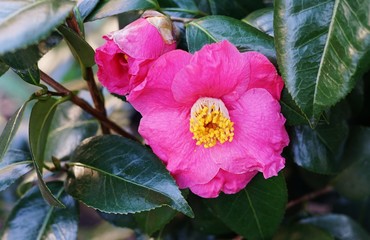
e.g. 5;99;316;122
95;11;176;95
129;41;289;198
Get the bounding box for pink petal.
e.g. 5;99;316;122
128;50;192;114
209;88;289;178
95;38;130;95
171;41;250;106
189;170;257;198
138;108;219;186
113;18;176;59
243;51;284;100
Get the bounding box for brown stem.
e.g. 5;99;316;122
85;67;110;134
286;186;334;209
170;16;195;23
40;70;138;141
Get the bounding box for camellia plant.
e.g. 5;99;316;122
0;0;370;239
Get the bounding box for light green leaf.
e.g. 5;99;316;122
86;0;160;21
0;101;29;162
243;7;274;36
204;173;287;240
65;135;194;217
0;149;33;192
0;0;75;54
274;0;370;121
186;16;276;63
1;182;78;239
300;214;370;240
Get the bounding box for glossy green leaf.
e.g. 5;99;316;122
243;8;274;36
333;127;370;200
134;206;177;235
300;214;370;240
0;149;33;192
0;0;75;54
274;0;370;121
204;173;287;240
0;101;29;162
186;16;276;62
1;182;78;239
29;97;66;208
273;224;333;240
58;25;95;72
45;102;99;161
65;135;193;217
86;0;160;21
280;89;308;125
11;64;40;86
290;102;349;174
206;0;265;19
0;60;9;76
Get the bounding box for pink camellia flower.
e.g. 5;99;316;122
129;40;289;198
95;10;176;95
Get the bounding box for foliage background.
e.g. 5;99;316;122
0;0;370;239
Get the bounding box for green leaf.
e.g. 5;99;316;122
1;182;78;239
0;149;33;192
134;206;177;235
206;0;265;19
0;0;75;54
45;102;99;161
274;0;370;121
58;25;96;73
243;7;274;36
300;214;370;240
65;135;194;217
333;127;370;200
86;0;160;21
204;173;287;240
280;89;309;126
0;60;9;76
186;16;276;63
273;224;333;240
29;97;67;208
11;64;40;86
0;101;29;162
290;102;349;174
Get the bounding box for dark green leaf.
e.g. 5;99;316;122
300;214;370;240
243;8;274;36
134;206;177;235
280;89;309;125
0;60;9;76
290;103;349;174
29;97;66;207
273;224;333;240
98;211;137;229
11;64;40;86
159;0;203;17
58;25;96;72
333;127;370;200
65;135;193;217
0;101;29;162
0;149;33;192
0;0;75;54
86;0;160;21
1;182;78;239
77;0;100;20
274;0;370;121
186;16;276;63
45;102;99;161
204;173;287;240
206;0;265;19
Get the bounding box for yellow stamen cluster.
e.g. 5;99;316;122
190;98;234;148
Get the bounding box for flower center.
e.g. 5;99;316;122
190;97;234;148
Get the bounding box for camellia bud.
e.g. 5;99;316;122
95;10;177;96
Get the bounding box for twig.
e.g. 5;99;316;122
286;186;334;209
170;16;195;23
40;70;138;141
85;67;110;134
